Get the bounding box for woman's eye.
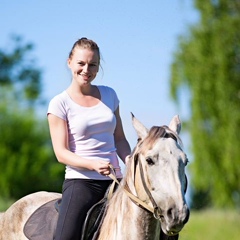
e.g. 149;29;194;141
90;63;98;67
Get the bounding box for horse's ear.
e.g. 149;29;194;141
169;115;181;135
131;113;148;139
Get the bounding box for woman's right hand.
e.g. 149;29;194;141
92;160;111;176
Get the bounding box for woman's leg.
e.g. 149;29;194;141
55;179;111;240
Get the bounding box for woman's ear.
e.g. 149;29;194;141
67;58;71;68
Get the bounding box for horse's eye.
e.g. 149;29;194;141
146;157;154;165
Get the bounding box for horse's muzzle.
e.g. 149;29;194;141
160;205;190;236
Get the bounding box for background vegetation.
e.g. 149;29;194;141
170;0;240;209
0;36;64;200
0;3;239;240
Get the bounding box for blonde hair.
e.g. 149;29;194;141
68;37;101;63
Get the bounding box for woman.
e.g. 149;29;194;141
47;37;131;239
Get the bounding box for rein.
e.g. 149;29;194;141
109;157;163;220
137;155;163;219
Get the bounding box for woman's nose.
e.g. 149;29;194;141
83;64;89;72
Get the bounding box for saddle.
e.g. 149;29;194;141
23;180;118;240
23;198;59;239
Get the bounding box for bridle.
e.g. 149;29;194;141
108;130;188;221
109;149;165;220
124;153;164;220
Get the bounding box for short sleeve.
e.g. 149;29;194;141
110;87;120;111
99;86;119;111
47;93;67;121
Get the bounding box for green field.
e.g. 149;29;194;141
180;209;240;240
0;199;239;240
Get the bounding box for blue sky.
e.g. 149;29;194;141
0;0;198;149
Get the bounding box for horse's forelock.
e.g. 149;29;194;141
136;125;182;154
138;126;166;153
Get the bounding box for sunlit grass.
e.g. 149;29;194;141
180;209;240;240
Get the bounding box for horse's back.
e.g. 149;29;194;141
0;191;61;240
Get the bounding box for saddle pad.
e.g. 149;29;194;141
23;198;60;240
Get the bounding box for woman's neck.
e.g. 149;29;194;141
67;82;95;96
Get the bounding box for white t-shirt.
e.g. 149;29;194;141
47;85;123;179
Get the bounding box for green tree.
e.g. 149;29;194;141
0;35;42;107
170;0;240;208
0;36;64;199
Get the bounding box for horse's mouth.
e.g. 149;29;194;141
165;229;181;236
161;222;185;236
161;205;190;236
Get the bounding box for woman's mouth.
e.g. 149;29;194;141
80;74;90;81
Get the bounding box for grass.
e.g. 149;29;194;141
180;209;240;240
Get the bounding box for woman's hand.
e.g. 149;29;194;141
92;160;111;176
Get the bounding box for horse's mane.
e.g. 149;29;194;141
98;179;131;239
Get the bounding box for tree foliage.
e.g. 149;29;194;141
0;35;42;107
0;36;64;199
170;0;240;208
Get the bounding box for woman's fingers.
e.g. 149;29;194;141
97;161;110;175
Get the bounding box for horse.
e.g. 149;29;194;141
0;114;189;240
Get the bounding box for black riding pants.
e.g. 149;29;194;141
54;178;112;240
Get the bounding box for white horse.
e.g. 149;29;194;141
0;115;189;240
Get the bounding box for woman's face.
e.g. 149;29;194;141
68;47;99;86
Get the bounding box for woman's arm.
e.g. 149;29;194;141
114;106;131;164
48;113;110;175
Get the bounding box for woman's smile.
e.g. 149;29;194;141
68;48;99;86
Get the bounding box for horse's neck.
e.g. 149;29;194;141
99;185;160;240
99;159;161;240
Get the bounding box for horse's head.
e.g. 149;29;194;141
129;114;190;236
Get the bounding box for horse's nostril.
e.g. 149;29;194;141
167;208;173;217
